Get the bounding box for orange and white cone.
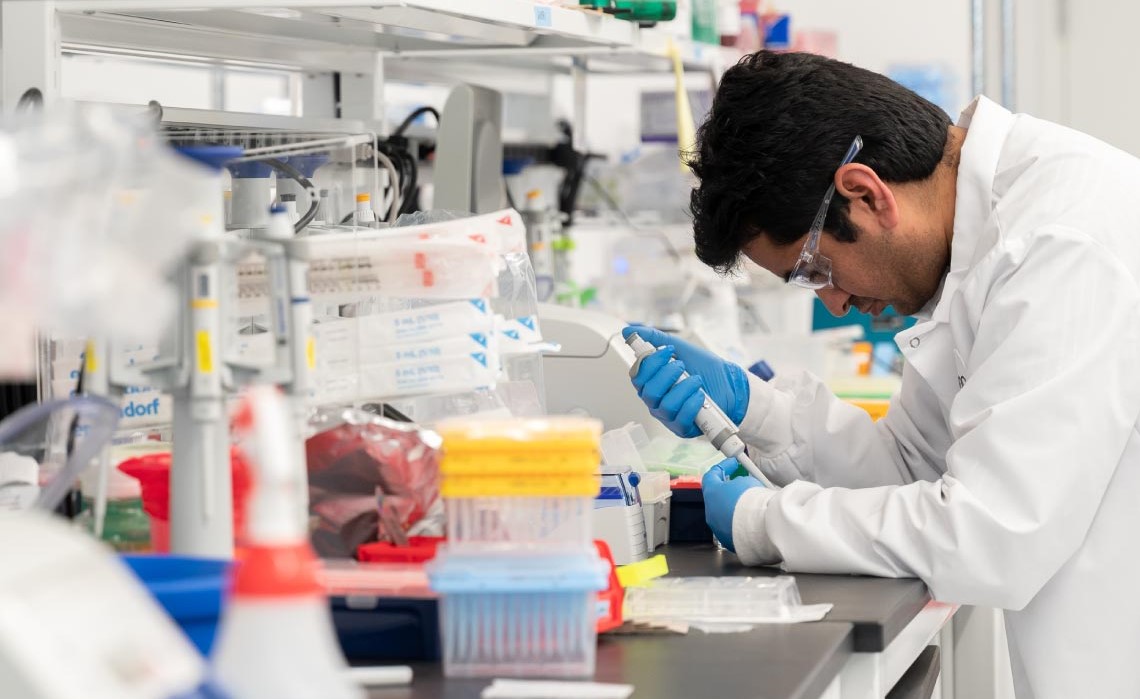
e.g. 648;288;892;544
211;387;361;699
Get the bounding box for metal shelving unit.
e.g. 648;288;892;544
3;0;736;141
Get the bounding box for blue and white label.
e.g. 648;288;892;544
533;5;552;27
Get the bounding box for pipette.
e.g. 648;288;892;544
625;332;777;489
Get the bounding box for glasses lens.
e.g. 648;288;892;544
790;256;832;290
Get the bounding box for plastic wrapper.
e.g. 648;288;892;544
0;104;208;378
389;208;551;419
305;408;443;558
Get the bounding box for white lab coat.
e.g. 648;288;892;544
733;96;1140;699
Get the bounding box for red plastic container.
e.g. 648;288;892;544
118;449;252;553
357;536;446;564
594;540;624;634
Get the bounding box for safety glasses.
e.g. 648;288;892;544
788;135;865;290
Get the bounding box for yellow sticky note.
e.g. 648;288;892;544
306;336;316;370
616;554;670;588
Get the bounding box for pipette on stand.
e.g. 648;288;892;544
625;332;777;489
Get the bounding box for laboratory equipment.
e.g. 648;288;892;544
428;550;607;678
81;132;378;558
626;332;776;489
97;144;244;559
0;453;38;512
211;386;361;699
227;160;275;229
538;304;667;437
435;416;602;552
668;480;714;543
637;470;672;552
520;189;558;300
0;513;210;699
0;395;121;513
593;467;647;565
623;576;832;625
434;84;504;214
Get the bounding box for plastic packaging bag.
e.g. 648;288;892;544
305;408;442;558
0;104;207;377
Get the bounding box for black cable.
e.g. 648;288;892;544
392;106;440;138
261;157;319;233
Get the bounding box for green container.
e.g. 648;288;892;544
78;496;152;552
581;0;678;22
691;0;719;43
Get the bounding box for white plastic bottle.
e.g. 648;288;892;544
353;192;376;227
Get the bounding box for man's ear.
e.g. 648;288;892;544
835;164;899;230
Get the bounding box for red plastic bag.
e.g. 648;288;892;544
305;409;441;558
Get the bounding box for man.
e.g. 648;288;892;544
627;51;1140;699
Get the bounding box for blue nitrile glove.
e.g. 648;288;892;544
702;457;764;553
623;325;750;438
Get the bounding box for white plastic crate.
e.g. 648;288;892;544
444;496;593;552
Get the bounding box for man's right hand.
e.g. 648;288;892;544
623;325;751;438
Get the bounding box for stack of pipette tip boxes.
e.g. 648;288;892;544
427;417;608;678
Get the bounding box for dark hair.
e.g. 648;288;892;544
689;51;952;272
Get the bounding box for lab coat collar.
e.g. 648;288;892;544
927;95;1017;324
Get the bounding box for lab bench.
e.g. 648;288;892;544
368;543;956;699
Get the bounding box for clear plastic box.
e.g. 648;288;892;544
428;551;607;678
444;495;593;552
623;576;805;623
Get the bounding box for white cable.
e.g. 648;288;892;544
372;149;401;223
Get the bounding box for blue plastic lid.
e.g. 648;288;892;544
428;552;607;594
284;153;329;177
227;160;274;179
175;145;242;172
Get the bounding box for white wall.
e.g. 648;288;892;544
784;0;973;116
1014;0;1140;156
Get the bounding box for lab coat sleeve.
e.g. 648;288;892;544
737;350;948;488
733;227;1140;610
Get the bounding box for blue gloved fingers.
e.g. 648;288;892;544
725;362;751;425
703;458;737;488
631;346;675;390
623;325;674;348
673;385;708;436
656;375;704;422
640;360;687;409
